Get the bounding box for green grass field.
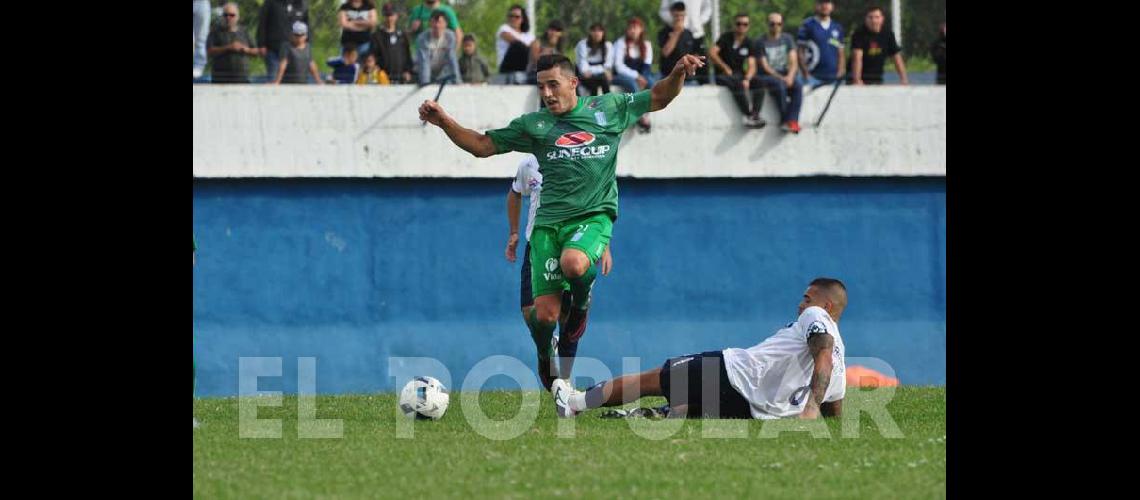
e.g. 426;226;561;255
194;386;945;498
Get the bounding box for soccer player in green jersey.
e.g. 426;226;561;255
419;53;705;390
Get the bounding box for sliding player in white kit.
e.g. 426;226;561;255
505;154;612;390
552;278;846;419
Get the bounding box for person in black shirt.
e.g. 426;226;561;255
338;0;377;58
930;22;946;85
658;1;704;84
709;13;765;128
207;3;260;84
258;0;310;82
848;6;907;85
371;3;413;83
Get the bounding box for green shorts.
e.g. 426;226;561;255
528;212;613;299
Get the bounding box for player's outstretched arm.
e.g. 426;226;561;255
799;332;835;420
418;100;497;157
505;189;522;262
649;54;706;112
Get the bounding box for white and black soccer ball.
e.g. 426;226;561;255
398;376;450;420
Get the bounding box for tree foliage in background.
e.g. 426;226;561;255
209;0;943;78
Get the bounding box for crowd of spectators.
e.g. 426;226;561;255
194;0;945;130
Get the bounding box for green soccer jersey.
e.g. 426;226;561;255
487;90;651;227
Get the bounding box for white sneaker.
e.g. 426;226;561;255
551;378;578;418
194;417;200;429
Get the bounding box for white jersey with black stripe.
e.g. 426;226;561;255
510;154;543;241
722;306;846;419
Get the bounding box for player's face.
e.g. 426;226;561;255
865;10;884;32
798;286;830;316
536;67;578;114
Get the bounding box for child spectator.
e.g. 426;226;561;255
356;53;391;84
459;34;492;84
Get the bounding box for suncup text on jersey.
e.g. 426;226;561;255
545;144;612;161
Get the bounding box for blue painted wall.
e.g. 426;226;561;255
193;178;945;396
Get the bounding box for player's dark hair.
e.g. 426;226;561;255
508;4;530;33
810;277;846;292
536;54;576;78
671;1;686;12
809;277;848;309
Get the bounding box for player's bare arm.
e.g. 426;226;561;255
799;331;835;419
505;189;522;261
418;100;497;157
649;54;706;112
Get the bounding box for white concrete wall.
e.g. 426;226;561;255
192;84;945;178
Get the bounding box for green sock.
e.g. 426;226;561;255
526;308;557;359
568;262;597;309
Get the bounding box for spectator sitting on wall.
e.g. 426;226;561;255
339;0;377;58
658;2;704;86
657;0;712;55
356;52;391;84
527;20;566;85
273;21;323;85
848;6;907;85
756;12;804;134
408;0;462;49
194;0;211;78
931;21;946;85
372;3;413;84
710;13;766;128
207;2;261;84
326;43;362;84
613;17;656;132
797;0;845;89
258;0;310;83
496;5;534;84
460;34;491;84
415;11;462;85
576;23;614;96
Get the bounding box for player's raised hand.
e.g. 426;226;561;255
673;54;706;78
505;233;519;262
418;100;448;126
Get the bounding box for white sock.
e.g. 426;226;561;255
568;391;588;412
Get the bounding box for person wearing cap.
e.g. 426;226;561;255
613;17;657;132
206;2;261;84
526;20;565;85
408;0;462;49
371;3;414;84
258;0;310;82
414;10;462;85
797;0;846;89
273;21;323;85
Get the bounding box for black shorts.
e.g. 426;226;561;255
520;241;533;308
658;351;752;419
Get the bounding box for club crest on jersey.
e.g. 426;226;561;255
807;321;828;336
555;131;596;147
